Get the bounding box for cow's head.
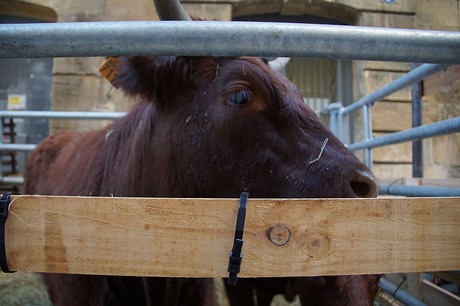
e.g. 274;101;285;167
111;53;378;199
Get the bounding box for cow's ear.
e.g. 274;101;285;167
108;56;195;106
109;56;157;99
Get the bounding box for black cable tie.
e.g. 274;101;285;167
227;192;248;285
0;192;14;273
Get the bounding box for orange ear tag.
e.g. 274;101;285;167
99;57;120;88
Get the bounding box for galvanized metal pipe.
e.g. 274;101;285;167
0;144;36;152
0;112;125;185
0;110;125;120
1;176;24;185
340;64;448;116
336;107;345;142
411;63;423;178
0;122;4;181
1;21;460;63
379;184;460;197
348;116;460;151
326;103;342;137
379;276;428;306
363;104;373;169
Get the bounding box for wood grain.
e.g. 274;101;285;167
4;195;460;277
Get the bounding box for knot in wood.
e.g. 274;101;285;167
303;232;330;259
268;224;291;246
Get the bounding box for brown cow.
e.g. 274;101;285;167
24;2;380;305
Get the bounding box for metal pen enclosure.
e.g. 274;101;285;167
0;20;460;306
1;21;459;196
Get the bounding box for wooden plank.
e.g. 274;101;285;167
4;195;460;277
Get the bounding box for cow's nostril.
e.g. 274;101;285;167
350;169;379;198
351;181;373;198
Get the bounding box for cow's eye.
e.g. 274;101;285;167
227;89;253;106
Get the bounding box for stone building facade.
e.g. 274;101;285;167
1;0;459;182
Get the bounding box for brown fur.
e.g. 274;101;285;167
24;55;380;305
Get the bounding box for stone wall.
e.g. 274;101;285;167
4;0;460;180
355;0;460;180
423;65;460;178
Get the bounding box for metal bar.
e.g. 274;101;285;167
1;21;460;63
0;112;124;185
341;64;448;116
411;63;423;178
0;111;125;120
0;120;3;182
328;109;338;136
0;176;24;185
327;102;341;137
0;144;36;152
348;117;460;151
337;106;345;142
363;105;373;169
379;276;428;306
380;184;460;197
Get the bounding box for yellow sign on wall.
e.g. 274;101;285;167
7;94;26;110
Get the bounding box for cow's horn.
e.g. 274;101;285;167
153;0;191;21
268;57;291;72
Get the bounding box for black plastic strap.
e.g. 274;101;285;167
0;192;13;273
227;192;248;285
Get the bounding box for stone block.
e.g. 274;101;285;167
233;0;283;17
373;163;412;180
372;101;412;131
334;0;415;13
362;61;411;72
359;12;415;28
364;71;412;101
51;73;133;132
415;0;460;30
433;134;460;166
49;0;105;22
103;0;156;21
183;3;232;20
279;0;357;24
52;75;99;111
373;132;412;163
53;57;103;75
422;162;451;179
423;65;460;123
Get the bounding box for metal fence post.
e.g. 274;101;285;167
363;105;373;170
411;63;423;178
327;102;342;139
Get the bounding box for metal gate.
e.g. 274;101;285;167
1;20;460;305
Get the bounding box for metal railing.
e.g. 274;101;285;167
2;21;459;306
1;21;459;197
328;64;460;197
1;21;460;63
0;111;125;184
